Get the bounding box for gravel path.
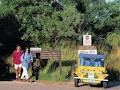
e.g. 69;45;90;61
0;81;119;90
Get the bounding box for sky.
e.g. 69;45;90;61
105;0;115;3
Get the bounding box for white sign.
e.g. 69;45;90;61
78;50;97;55
83;35;91;46
30;47;41;51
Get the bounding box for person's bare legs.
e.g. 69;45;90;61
18;67;21;77
15;69;19;80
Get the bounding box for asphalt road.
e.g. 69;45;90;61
0;81;120;90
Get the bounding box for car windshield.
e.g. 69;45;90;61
80;57;104;67
79;54;105;67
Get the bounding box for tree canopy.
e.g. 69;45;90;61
0;0;120;50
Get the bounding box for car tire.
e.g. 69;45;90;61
74;78;79;87
103;81;108;88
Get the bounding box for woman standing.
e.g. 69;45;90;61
20;47;33;80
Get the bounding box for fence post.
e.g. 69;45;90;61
59;50;62;74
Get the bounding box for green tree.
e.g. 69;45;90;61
2;0;83;47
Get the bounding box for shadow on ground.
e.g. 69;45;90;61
107;81;120;88
76;81;120;89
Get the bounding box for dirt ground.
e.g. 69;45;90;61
0;81;120;90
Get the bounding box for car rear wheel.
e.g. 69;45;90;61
74;78;79;87
103;81;108;88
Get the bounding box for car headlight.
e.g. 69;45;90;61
98;71;102;75
81;70;86;74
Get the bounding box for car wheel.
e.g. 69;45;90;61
74;78;79;87
103;81;108;88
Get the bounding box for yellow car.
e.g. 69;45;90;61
74;53;109;88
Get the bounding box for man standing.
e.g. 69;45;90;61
12;45;22;80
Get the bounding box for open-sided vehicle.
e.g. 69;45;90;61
74;53;109;88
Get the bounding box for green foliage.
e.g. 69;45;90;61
39;60;72;81
0;1;14;17
107;32;120;47
2;0;120;48
1;0;120;47
1;0;82;47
